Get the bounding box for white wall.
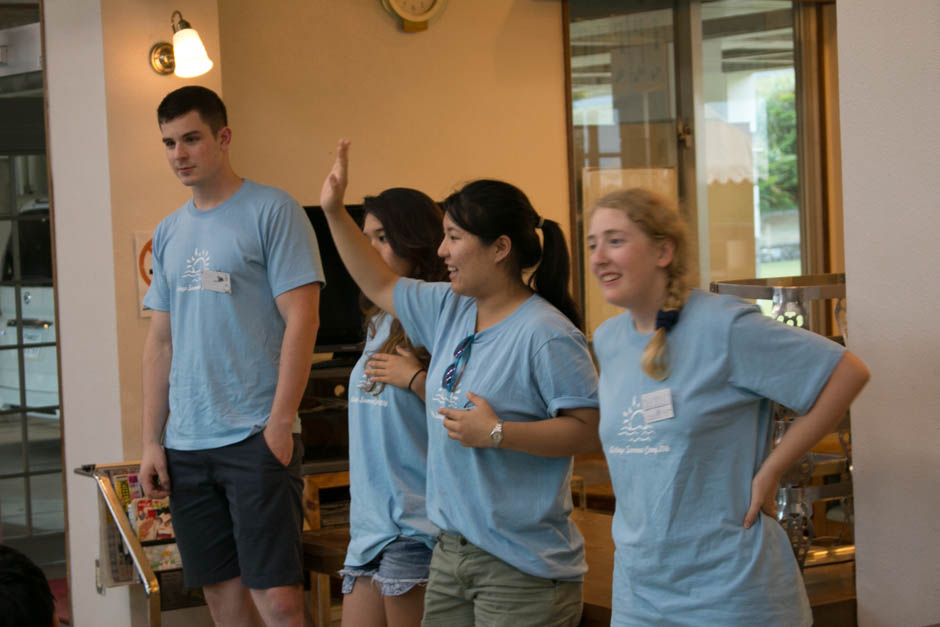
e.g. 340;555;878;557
837;2;940;625
43;1;127;624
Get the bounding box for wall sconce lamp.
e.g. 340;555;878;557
149;11;214;78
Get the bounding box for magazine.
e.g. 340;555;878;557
128;497;174;542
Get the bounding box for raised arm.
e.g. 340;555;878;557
141;310;173;498
744;350;870;528
319;140;399;315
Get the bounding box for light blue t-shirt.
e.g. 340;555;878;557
394;278;600;581
594;289;845;626
344;313;436;567
143;180;325;450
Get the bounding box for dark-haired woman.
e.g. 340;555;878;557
340;188;446;627
587;188;870;626
319;141;600;627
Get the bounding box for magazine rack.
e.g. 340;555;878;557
710;274;854;569
75;461;203;627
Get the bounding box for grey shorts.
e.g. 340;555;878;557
340;535;432;596
422;532;582;627
165;431;304;590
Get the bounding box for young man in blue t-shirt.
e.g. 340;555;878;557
140;86;324;626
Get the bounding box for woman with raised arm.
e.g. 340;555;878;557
586;188;870;626
320;140;600;627
340;188;446;627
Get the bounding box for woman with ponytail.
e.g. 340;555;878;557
319;141;599;627
587;188;870;626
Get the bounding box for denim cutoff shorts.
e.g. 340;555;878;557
340;535;433;596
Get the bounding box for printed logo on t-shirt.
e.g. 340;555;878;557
178;248;211;292
430;385;468;420
348;372;389;408
607;395;671;456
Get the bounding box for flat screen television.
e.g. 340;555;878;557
304;205;365;360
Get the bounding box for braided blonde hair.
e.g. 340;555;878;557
592;188;694;380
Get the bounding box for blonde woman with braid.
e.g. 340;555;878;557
586;189;870;626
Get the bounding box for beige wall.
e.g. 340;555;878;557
217;0;569;225
838;2;940;625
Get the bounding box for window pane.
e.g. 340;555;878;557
13;155;47;214
24;345;59;409
0;476;26;537
0;345;21;410
30;472;65;533
27;414;61;473
569;3;679;337
0;412;24;475
700;0;799;282
0;156;10;216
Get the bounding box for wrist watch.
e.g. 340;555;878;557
489;419;504;448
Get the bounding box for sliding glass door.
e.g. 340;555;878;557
567;0;832;335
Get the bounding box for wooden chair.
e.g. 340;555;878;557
302;471;349;531
301;471;350;625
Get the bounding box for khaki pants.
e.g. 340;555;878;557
421;532;582;627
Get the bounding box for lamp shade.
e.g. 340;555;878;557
171;28;213;78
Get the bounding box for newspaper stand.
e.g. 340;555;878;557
75;461;203;627
709;274;855;569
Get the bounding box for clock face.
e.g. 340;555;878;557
386;0;445;22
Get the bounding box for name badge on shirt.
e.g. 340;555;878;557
641;388;674;423
201;270;232;294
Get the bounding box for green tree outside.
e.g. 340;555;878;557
757;73;798;215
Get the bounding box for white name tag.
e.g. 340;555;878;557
641;388;674;423
201;270;232;294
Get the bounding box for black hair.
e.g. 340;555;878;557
0;544;56;627
157;85;227;134
441;179;582;329
360;188;446;393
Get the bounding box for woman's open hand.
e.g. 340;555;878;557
320;139;350;214
366;346;423;391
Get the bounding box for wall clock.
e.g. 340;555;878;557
382;0;448;32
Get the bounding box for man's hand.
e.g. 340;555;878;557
263;420;295;466
438;391;501;448
140;443;171;499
